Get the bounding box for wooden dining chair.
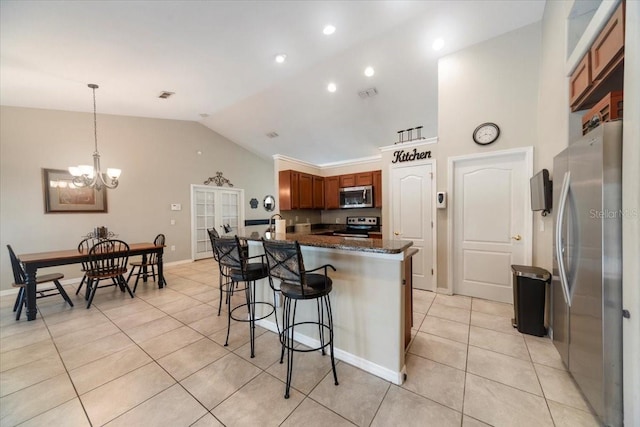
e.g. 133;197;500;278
7;245;73;320
85;239;133;308
75;236;100;296
126;234;164;292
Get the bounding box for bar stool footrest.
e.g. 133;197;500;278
230;301;275;322
281;321;333;352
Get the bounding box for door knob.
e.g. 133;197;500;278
511;234;522;241
394;231;401;236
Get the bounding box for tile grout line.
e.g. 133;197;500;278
40;310;93;427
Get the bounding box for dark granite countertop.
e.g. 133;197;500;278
242;232;412;255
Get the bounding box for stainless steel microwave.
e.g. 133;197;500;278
339;185;373;209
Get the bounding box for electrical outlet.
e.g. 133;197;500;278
170;219;176;225
306;218;309;223
170;245;176;251
295;216;299;221
335;218;340;224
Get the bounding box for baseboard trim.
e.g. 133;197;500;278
255;319;404;385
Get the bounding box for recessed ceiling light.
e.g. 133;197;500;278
323;25;336;35
432;38;445;51
275;54;287;64
364;66;375;77
327;82;337;93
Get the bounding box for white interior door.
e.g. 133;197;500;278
191;185;244;260
390;163;435;291
450;149;532;303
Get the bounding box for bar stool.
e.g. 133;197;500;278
208;229;249;316
211;235;275;358
262;239;339;399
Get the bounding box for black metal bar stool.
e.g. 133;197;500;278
208;229;249;316
211;235;275;358
262;239;339;399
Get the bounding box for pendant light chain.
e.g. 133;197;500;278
92;85;98;154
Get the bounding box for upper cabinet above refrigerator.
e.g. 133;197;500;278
568;1;625;112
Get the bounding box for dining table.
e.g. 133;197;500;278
18;242;166;321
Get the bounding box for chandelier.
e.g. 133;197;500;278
68;84;121;190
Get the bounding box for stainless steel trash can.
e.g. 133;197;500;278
511;265;551;337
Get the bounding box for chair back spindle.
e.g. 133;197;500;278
7;245;26;285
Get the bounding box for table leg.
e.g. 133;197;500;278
157;248;166;288
24;265;38;321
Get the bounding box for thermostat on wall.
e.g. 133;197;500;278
170;203;182;211
436;192;447;209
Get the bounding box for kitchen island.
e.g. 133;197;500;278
243;232;415;385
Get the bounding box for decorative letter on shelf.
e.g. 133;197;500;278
391;148;432;164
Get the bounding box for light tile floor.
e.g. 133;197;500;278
0;261;600;426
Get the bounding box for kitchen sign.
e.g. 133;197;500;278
391;148;432;164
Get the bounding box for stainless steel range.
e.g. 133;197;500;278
333;216;380;237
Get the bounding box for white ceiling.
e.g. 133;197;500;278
0;0;545;165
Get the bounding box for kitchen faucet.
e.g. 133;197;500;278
269;213;283;233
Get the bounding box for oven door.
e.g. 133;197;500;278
339;186;373;208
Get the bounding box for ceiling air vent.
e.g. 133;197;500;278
158;91;175;99
358;87;378;99
266;132;279;138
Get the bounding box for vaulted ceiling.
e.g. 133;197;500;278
0;0;545;165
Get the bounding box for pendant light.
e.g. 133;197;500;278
68;84;121;189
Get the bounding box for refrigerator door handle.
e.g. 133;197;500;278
555;171;572;307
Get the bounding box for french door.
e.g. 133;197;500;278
191;185;244;260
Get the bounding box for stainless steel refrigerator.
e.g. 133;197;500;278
552;121;623;426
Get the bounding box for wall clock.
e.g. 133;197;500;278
473;122;500;145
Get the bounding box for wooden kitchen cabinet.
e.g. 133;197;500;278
279;170;300;211
325;176;340;209
339;174;356;187
339;172;373;187
355;172;373;186
591;1;625;81
313;176;325;209
570;1;625;112
373;170;382;208
570;53;592;108
280;170;328;210
298;173;313;209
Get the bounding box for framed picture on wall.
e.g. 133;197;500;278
42;168;108;213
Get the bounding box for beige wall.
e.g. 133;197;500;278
0;106;274;290
436;22;543;290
